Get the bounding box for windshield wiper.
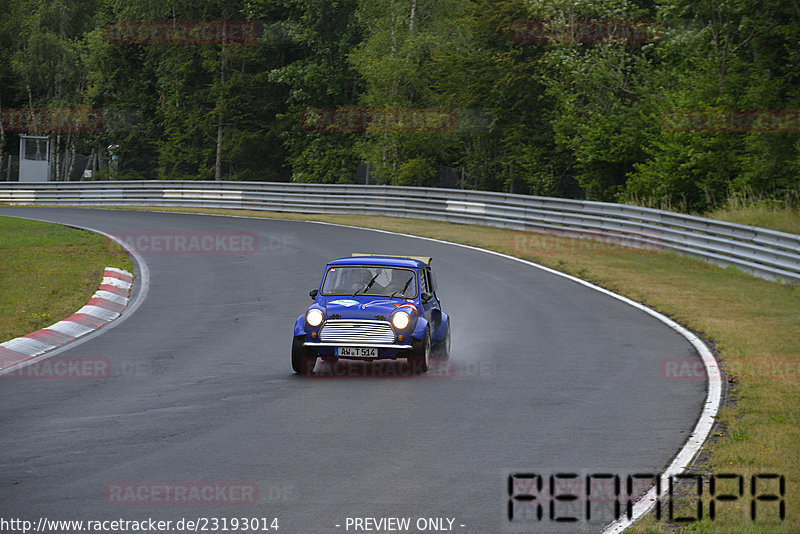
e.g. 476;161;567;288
353;273;380;296
390;276;414;298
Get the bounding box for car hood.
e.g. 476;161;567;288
323;296;419;320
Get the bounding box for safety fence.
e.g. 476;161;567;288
1;181;798;283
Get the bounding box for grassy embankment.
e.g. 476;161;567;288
706;204;800;236
0;216;133;342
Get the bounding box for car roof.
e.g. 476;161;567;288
326;255;428;269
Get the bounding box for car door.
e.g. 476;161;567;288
420;266;442;333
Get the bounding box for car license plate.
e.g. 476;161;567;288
337;347;378;357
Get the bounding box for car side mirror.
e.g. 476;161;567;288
309;289;318;299
421;292;432;303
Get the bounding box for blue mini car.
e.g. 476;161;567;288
292;254;451;375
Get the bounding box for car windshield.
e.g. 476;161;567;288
322;266;417;298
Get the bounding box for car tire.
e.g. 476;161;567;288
433;321;451;360
408;327;431;374
291;335;316;375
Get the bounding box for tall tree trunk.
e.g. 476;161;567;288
406;0;418;102
26;84;34;123
214;33;227;181
0;91;5;181
58;137;62;181
390;2;397;55
66;139;76;181
54;134;61;181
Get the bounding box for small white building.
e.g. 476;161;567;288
18;134;50;182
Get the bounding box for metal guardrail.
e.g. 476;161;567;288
2;180;799;283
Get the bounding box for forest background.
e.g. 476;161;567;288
1;0;798;214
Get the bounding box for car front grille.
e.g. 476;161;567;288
319;320;396;344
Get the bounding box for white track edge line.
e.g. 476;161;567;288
2;207;721;532
181;210;721;532
309;220;722;533
0;217;150;377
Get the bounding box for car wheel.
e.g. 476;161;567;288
408;327;431;373
291;335;316;375
433;321;451;360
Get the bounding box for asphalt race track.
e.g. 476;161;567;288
0;207;707;533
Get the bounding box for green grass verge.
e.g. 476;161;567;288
0;216;133;342
704;205;800;236
3;205;798;533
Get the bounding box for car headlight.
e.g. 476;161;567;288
392;311;411;330
306;308;324;327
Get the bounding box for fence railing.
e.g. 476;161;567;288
1;180;799;283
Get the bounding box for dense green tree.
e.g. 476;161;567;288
83;1;161;178
349;0;468;186
625;0;800;210
0;0;796;210
85;0;295;180
3;0;99;179
0;1;12;175
517;0;658;200
437;0;567;194
266;0;364;183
